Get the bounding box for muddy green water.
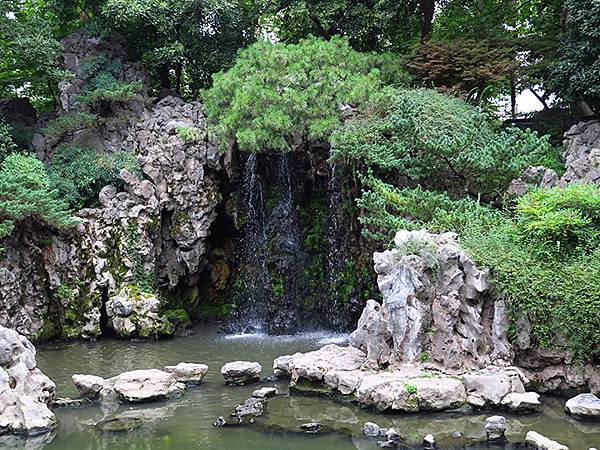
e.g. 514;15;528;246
20;326;600;449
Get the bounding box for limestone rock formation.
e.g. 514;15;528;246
0;326;56;435
500;392;542;413
508;119;600;195
350;230;511;373
0;32;229;340
221;361;262;385
72;369;185;403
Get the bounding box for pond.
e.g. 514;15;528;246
26;325;600;450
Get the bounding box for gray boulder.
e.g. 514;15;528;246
565;393;600;420
164;363;208;385
221;361;262;385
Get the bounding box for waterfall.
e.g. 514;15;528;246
237;153;270;332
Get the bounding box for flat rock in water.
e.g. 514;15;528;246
111;369;186;402
565;393;600;420
164;362;208;385
525;431;568;450
221;361;262;385
252;387;277;398
501;392;542;413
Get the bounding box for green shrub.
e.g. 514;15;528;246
515;183;600;254
0;154;78;238
47;146;140;209
43;112;98;139
0;120;17;164
204;36;393;152
331;88;552;199
77;81;143;109
356;174;501;243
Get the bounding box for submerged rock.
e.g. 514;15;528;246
221;361;262;385
164;362;208;385
0;325;56;436
525;430;568;450
252;387;277;398
73;369;185;403
96;417;143;432
565;393;600;420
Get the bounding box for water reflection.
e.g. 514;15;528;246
24;326;600;450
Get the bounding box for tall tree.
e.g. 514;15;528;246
97;0;262;96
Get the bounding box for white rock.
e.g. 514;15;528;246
72;374;106;399
500;391;542;413
525;431;568;450
423;433;435;447
565;393;600;420
221;361;262;385
164;363;208;385
251;387;277;398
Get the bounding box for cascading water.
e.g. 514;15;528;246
236;153;270;332
265;152;304;333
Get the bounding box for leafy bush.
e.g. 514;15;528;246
332;88;552;199
515;183;600;254
42;112;98;139
356;174;501;243
77;81;143;109
204;36;394;152
0;154;78;238
47;146;140;209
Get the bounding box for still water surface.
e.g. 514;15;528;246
25;326;600;449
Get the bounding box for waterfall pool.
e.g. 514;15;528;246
27;325;600;449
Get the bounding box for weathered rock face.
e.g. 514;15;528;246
350;230;512;373
0;325;56;435
163;363;208;385
508;119;600;195
0;32;229;340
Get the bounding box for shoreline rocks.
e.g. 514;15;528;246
274;344;541;414
221;361;262;385
0;326;56;436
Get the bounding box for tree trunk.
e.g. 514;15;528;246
159;64;171;90
175;64;183;94
510;76;517;117
420;0;435;41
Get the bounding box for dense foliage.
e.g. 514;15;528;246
553;0;600;112
47;146;140;209
0;121;17;164
0;154;77;238
204;37;398;152
332;88;552;199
